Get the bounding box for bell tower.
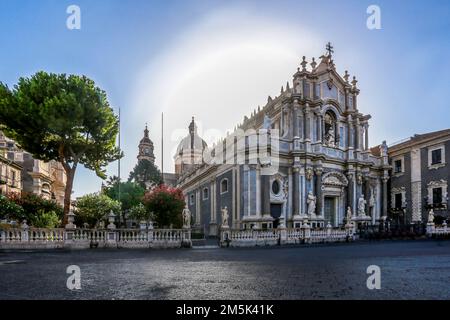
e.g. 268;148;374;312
138;124;155;164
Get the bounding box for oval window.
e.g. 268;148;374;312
272;180;280;195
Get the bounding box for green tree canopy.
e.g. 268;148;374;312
75;193;121;228
0;72;122;223
128;159;162;189
103;178;145;225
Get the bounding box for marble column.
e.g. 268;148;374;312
364;123;369;151
210;180;215;222
315;168;323;217
365;177;371;216
347;115;353;149
347;172;354;214
317;113;323;142
293;103;299;137
381;176;388;218
304;108;311;141
355;118;360;151
293;167;300;216
260;168;271;216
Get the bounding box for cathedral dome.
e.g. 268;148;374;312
174;117;208;175
175;117;208;156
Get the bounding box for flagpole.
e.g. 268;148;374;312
161;112;164;185
118;107;121;201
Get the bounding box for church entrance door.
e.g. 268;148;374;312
270;203;282;229
324;196;336;226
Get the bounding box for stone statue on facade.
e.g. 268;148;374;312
356;173;363;185
182;205;191;228
295;82;302;94
428;209;435;224
221;206;229;227
346;206;353;222
305;167;314;181
307;191;317;216
380;140;388;157
326;126;335;147
358;195;367;216
263;114;271;130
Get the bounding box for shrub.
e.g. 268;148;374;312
75;193;121;228
0;194;25;221
7;192;63;220
128;203;153;223
143;185;185;228
29;210;61;228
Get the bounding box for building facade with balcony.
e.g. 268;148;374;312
176;46;390;236
0;153;22;195
0;131;66;205
387;129;450;225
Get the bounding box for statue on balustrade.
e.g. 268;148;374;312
346;206;353;223
221;206;229;227
428;209;435;224
182;205;191;228
307;191;317;217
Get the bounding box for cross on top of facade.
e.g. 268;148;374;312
326;42;334;56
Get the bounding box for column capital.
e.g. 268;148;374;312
346;171;355;181
305;167;314;180
314;167;323;176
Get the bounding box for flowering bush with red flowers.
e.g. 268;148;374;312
143;185;185;228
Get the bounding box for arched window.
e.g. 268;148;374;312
203;187;209;200
220;179;228;194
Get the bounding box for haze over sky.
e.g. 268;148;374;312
1;0;449;197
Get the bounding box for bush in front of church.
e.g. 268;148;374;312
0;194;25;222
75;193;121;228
143;185;184;229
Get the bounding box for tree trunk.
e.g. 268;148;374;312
62;166;76;226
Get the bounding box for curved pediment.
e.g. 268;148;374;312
322;171;348;187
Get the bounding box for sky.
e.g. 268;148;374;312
1;0;449;197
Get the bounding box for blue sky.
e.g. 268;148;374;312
1;0;449;197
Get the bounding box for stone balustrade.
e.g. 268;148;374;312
426;222;449;237
0;228;65;249
0;227;191;249
222;225;354;247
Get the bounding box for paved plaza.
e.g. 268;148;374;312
0;240;449;300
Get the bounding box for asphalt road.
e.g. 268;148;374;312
0;240;449;300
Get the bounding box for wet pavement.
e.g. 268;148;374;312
0;240;449;300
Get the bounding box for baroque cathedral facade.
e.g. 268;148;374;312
175;47;390;236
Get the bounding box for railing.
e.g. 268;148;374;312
152;229;183;242
118;229;149;242
29;228;65;242
222;226;353;247
427;223;450;237
0;227;191;249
